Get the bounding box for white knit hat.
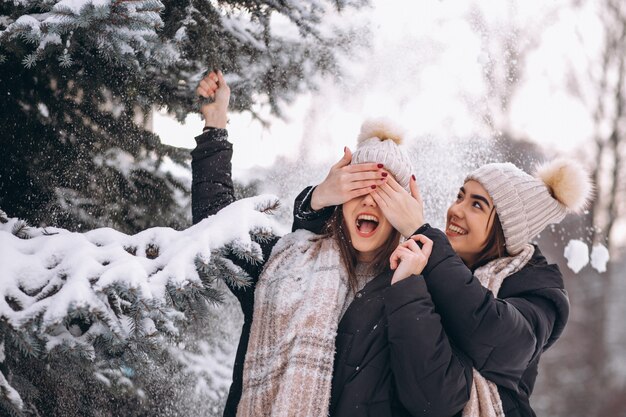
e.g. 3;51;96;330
351;118;413;191
465;159;592;255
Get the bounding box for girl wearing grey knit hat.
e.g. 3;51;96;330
297;146;593;417
434;160;592;417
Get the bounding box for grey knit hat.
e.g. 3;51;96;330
351;118;413;191
465;159;592;255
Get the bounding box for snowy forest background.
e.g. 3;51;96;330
1;0;625;416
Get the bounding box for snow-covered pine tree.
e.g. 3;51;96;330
0;0;368;234
0;195;281;416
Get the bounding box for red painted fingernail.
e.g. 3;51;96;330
412;174;416;181
377;164;384;168
371;185;376;189
382;172;388;177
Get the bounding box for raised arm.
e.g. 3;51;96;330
191;71;233;224
190;72;280;417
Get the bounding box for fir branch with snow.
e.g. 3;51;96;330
0;0;369;235
0;195;282;416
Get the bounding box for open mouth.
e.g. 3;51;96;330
446;222;468;236
356;214;379;237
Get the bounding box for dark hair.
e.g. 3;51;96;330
324;207;402;292
469;207;509;270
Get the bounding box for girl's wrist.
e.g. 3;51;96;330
310;187;326;211
400;220;423;238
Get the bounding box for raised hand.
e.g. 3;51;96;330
196;70;230;129
310;147;387;211
370;174;424;238
389;234;433;285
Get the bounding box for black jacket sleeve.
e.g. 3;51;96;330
190;127;279;291
420;226;562;390
291;186;335;234
190;128;280;417
385;275;472;416
191;128;235;224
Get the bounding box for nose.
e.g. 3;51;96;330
361;193;377;207
448;201;464;220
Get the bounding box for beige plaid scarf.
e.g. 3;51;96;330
462;244;535;417
237;230;349;417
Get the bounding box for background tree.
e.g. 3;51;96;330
468;0;626;415
0;0;368;234
556;0;626;415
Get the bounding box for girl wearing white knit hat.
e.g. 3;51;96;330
193;72;472;417
298;129;593;417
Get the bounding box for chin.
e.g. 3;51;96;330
353;241;378;254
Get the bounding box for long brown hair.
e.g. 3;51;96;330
324;207;402;292
469;207;509;270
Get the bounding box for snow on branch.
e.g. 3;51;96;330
0;195;281;411
1;0;172;68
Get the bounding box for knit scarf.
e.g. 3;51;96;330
462;243;535;417
237;230;349;417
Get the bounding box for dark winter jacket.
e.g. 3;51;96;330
420;226;568;417
327;268;471;417
292;186;570;417
191;129;472;417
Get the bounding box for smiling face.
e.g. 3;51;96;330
445;180;497;265
342;193;395;262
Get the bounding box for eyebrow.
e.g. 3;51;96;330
460;187;491;208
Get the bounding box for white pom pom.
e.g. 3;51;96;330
534;158;593;213
357;118;404;145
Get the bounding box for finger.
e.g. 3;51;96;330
201;75;218;91
345;171;387;183
207;79;218;91
422;239;433;259
347;177;387;189
410;175;422;204
403;239;422;253
199;80;216;97
201;72;215;84
376;182;396;201
395;246;414;258
384;174;404;193
411;234;433;258
344;163;383;173
196;86;210;98
347;186;376;200
199;79;211;91
333;147;352;169
389;247;410;269
389;247;412;268
410;234;432;244
389;250;400;270
370;189;390;208
216;70;228;88
206;80;218;97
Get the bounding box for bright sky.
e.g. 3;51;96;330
154;0;626;248
154;0;600;173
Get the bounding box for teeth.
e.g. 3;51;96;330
448;224;467;235
357;214;379;222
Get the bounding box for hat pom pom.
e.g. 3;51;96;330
357;118;404;145
534;158;593;213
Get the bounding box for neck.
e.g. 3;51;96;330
356;252;375;263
